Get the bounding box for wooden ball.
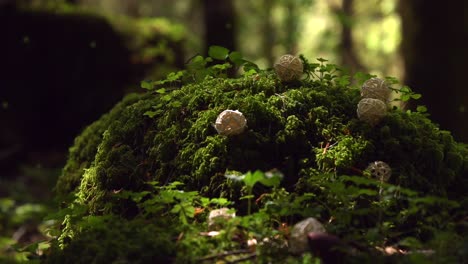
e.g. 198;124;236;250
208;207;235;231
289;217;326;254
274;54;304;82
214;110;247;136
367;161;391;182
361;78;391;103
357;98;387;126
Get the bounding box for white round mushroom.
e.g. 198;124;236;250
214;110;247;136
207;207;236;231
274;54;304;82
289;217;326;255
367;161;392;182
361;78;391;103
357;98;387;126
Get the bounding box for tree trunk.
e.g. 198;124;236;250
262;0;275;66
284;0;298;54
202;0;236;55
399;0;468;142
335;0;365;74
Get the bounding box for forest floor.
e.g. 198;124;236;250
0;152;65;262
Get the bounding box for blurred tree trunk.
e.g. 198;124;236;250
125;0;140;17
262;0;275;66
284;0;298;54
399;0;468;142
202;0;236;55
329;0;365;74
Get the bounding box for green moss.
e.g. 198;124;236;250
56;93;144;196
366;111;468;195
57;67;468;215
51;56;468;263
45;215;177;264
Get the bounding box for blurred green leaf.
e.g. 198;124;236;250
243;170;265;188
140;80;154;90
416;105;428;113
259;170;283;187
229;51;244;66
208;45;230;60
156;88;166;94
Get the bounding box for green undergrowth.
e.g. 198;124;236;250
43;49;468;263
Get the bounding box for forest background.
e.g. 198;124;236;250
0;0;467;262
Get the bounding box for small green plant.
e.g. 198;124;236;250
140;45;260;93
225;170;283;215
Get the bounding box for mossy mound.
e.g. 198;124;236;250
57;63;468;215
50;56;468;262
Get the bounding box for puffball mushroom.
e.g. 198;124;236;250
289;217;326;255
214;110;247;136
207;207;235;231
274;54;304;82
357;98;387;126
361;78;391;103
367;161;392;182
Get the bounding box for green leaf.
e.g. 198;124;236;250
259;170;283;187
240;195;255;200
229;51;244;66
156;88;166;94
243;170;265;188
141;80;154;90
210;198;230;207
171;204;181;214
317;58;328;62
161;94;172;102
416;105;428;113
353;72;376;85
411;93;422;99
401;94;411;102
243;61;260;74
187;55;207;70
171;101;182;108
335;75;350;87
144;111;158;118
212;63;232;71
166;71;185;82
400;86;411;93
208;45;230;60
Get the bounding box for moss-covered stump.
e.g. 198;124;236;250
0;4;185;171
58;64;468;205
52;56;468;262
